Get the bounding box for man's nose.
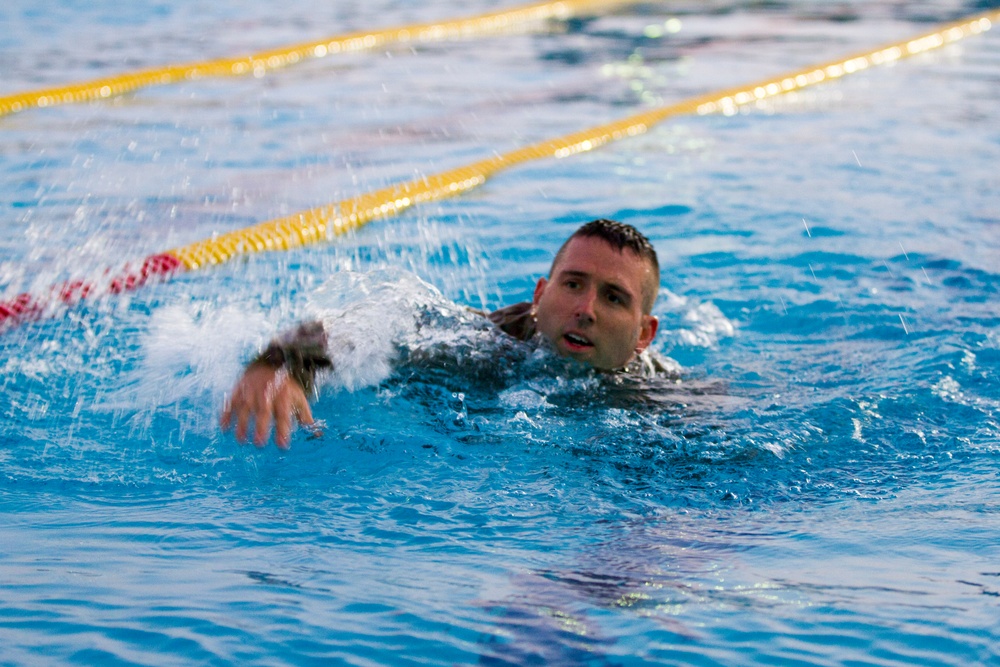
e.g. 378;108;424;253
574;288;597;323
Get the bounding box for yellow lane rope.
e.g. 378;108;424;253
1;10;996;328
168;10;998;270
0;0;637;119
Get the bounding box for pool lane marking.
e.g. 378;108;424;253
1;10;996;329
0;0;637;119
166;10;998;270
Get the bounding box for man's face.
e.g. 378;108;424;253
532;235;658;370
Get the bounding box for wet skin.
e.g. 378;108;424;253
220;363;314;449
532;236;658;370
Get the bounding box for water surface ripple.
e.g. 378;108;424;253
1;0;999;664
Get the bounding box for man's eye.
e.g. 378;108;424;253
565;280;580;289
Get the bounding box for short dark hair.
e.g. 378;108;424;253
550;219;660;313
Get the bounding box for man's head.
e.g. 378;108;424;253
532;219;660;370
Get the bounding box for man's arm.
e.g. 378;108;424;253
219;299;518;448
219;320;332;449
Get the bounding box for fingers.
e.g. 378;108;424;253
273;389;294;450
253;392;274;448
220;364;313;449
273;379;312;449
235;401;252;443
223;374;258;443
294;391;314;427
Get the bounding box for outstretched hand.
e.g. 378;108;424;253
220;362;315;449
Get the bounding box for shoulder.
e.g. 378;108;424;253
620;349;682;380
485;302;536;341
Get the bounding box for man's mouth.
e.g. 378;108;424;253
563;332;593;349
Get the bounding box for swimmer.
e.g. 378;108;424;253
220;218;662;448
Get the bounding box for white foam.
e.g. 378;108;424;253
117;301;272;413
498;388;552;412
657;289;736;348
307;269;477;391
931;376;964;403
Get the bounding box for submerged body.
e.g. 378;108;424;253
221;220;668;447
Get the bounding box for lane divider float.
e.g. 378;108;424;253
1;10;996;330
0;0;637;119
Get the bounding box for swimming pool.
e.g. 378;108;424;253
2;0;999;664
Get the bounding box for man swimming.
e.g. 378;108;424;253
221;218;662;448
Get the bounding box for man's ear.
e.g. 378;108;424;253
636;315;659;352
532;277;548;306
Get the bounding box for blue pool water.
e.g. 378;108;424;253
2;1;999;664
